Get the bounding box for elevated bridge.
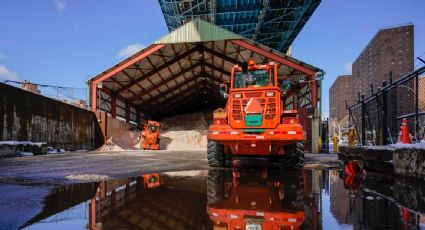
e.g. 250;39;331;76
158;0;321;52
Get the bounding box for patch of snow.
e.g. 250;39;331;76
366;196;375;200
390;142;425;149
163;170;206;177
0;141;46;147
18;152;34;156
47;147;58;154
362;145;395;150
66;174;109;181
47;147;70;154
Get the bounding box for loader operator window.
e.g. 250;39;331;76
149;125;158;132
233;69;272;88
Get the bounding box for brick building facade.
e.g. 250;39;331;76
352;24;414;113
329;75;353;122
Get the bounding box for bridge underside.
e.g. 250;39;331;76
159;0;321;52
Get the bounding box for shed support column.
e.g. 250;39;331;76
111;95;117;118
91;81;98;112
125;102;130;123
89;196;97;230
311;76;317;107
311;107;320;153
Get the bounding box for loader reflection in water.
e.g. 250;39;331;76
23;169;425;230
207;169;305;230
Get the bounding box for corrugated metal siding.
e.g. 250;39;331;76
155;19;242;44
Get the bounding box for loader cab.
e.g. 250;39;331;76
230;59;278;90
147;123;159;133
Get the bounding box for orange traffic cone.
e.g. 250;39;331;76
399;118;411;144
401;207;410;230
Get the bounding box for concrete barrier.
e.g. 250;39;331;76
0;83;104;156
339;144;425;180
394;147;425;178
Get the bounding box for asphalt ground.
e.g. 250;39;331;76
0;150;340;229
0;150;340;185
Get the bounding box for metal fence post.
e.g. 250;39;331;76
382;80;387;145
361;94;366;146
389;71;398;138
415;74;419;141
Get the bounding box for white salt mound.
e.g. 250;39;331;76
98;111;213;151
98;130;141;151
160;111;212;150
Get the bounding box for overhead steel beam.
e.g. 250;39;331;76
116;45;202;94
138;70;219;106
148;72;223;108
90;44;165;112
231;40;316;76
129;61;203;101
92;44;165;84
203;61;230;77
277;1;312;51
155;84;204;112
155;81;221;112
160;85;223;115
251;0;270;40
129;59;229;105
202;46;240;65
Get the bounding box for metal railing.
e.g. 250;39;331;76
346;65;425;145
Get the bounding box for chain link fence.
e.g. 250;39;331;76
347;65;425;145
2;80;88;110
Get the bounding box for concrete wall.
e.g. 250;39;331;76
0;83;103;154
106;116;133;139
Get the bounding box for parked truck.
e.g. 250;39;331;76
208;59;304;168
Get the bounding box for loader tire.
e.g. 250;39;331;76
282;142;304;169
207;140;224;167
207;170;225;204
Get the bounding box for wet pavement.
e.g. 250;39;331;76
0;151;424;229
1;167;424;230
0;151;339;184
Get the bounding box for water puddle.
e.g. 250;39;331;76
15;169;425;229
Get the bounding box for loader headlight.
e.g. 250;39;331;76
233;93;242;98
266;91;275;97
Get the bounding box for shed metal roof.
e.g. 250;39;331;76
156;19;242;43
89;19;323;120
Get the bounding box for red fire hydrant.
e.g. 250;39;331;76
399;118;411;144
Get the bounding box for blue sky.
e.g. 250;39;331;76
291;0;425;115
0;1;424;115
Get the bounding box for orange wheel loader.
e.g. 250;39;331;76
207;169;305;230
141;120;160;150
208;59;304;168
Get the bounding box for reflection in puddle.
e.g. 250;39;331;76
207;170;305;229
21;169;425;230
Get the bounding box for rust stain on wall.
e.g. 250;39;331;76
0;83;104;151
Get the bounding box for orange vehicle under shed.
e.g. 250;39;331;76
87;19;324;152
